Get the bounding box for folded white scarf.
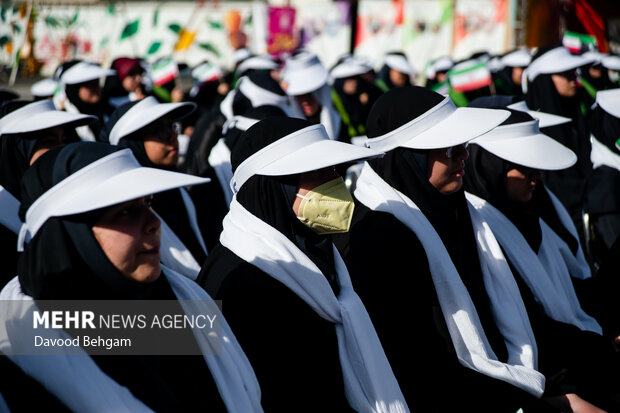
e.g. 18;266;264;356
0;269;263;413
157;188;208;281
289;85;342;140
0;185;21;235
220;198;408;413
590;135;620;172
465;192;601;334
354;163;545;397
63;100;96;142
208;138;234;206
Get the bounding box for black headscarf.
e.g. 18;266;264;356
224;104;286;153
16;142;224;412
365;86;508;361
525;46;592;232
231;116;340;293
102;101;207;265
232;71;287;116
376;52;410;91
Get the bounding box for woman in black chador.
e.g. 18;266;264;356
334;86;551;412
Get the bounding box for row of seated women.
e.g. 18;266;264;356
0;78;619;411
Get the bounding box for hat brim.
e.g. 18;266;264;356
258;139;383;177
596;89;620;118
473;132;576;170
285;66;329;96
385;55;414;75
111;100;195;145
400;107;509;150
57;167;209;218
508;101;571;128
62;65;115;85
1;111;96;135
602;55;620;71
30;78;58;97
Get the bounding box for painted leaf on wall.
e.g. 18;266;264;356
0;35;9;47
198;42;220;57
208;20;223;30
120;19;139;40
13;24;20;34
71;10;79;24
147;41;162;55
153;9;159;27
108;3;116;15
168;23;181;34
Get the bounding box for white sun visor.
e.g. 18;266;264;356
108;96;196;145
230;124;383;193
365;96;509;152
596;89;620;118
507;101;572;128
61;62;115;85
471;120;576;170
18;149;209;250
385;54;414;75
524;47;588;83
283;53;329;96
0;100;95;135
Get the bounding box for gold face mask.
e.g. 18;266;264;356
295;177;355;234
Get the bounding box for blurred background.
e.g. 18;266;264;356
1;0;619;96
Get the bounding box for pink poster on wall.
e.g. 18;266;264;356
267;6;297;57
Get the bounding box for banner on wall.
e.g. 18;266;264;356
267;6;296;58
452;0;510;61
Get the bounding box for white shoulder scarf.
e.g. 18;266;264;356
63;100;96;142
0;269;263;413
157;187;208;281
208;138;234;206
590;135;620;172
354;163;545;397
543;187;591;279
465;192;601;334
220;197;408;413
289;85;342;141
0;185;21;235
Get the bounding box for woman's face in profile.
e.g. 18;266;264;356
92;196;162;283
505;165;542;203
427;143;469;195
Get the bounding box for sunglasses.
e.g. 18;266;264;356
445;143;469;159
142;118;181;143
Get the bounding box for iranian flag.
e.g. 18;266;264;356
151;57;179;86
563;31;597;54
448;62;492;92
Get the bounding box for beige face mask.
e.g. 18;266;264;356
295;177;355;234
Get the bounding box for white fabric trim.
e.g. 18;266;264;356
63;100;96;142
230;124;326;193
354;163;545;397
238;77;293;117
590;135;620;172
364;97;455;152
0;270;263;413
0;186;21;235
219;90;236;120
465;192;601;334
156;188;208;281
222;115;259;135
208;139;234;206
288;84;342;140
221;198;409;413
543;187;591;279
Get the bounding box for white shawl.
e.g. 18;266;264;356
0;268;263;413
354;163;545;397
465;192;601;334
590;135;620;172
220;198;408;413
0;185;21;235
208;138;234;206
289;85;342;140
63;100;96;142
157;187;208;281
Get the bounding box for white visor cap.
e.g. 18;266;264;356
230;123;383;193
0;100;95;135
18;148;209;249
108;96;196;145
471;120;576;170
365;96;510;152
283;53;329;96
596;89;620;118
507;101;572;128
61;62;115;85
